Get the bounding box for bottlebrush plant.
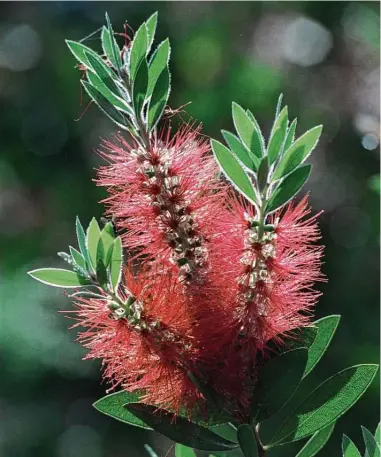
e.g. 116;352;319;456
28;12;379;457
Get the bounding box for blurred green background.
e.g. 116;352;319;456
0;2;379;456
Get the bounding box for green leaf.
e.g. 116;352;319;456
342;435;361;457
144;444;159;457
269;364;379;446
295;423;335;457
101;25;122;73
76;216;89;264
110;236;123;291
147;66;170;130
175;444;197;457
266;164;311;213
257;156;269;193
66;40;109;71
28;268;90;288
232;103;264;158
86;218;101;271
105;13;123;73
237;424;258;457
129;22;148;81
93;390;152;429
125;403;239;451
283;118;297;153
84;51;120;95
145;12;158;52
303;315;341;377
275;93;283;118
69;246;87;270
147;39;170;97
375;423;380;447
86;70;132;115
211;139;257;205
81;80;128;129
251;348;308;422
273;125;323;180
268;106;288;164
96;258;108;289
98;222;115;267
362;426;380;457
222;130;259;172
132;58;149;117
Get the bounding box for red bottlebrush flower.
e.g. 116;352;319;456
206;194;324;411
96;124;227;283
69;267;201;414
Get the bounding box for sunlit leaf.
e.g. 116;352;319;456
342;435;361;457
222;130;259;172
145;12;158;52
269;364;379;446
69;246;87;270
147;39;170;97
268;106;288;164
86;217;101;271
148;66;170;130
101;23;122;73
175;444;197;457
28;268;90;288
273;125;322;180
295;423;335;457
66;40;109;71
232;103;264;158
129;22;148;81
110;237;123;291
211;139;257;205
362;426;380;457
283;118;297;153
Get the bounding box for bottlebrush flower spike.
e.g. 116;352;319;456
97;124;227;283
70;266;201;413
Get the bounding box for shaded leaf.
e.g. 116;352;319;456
237;424;258;457
251;348;308;422
148;66;170;130
270;364;379;446
274;126;322;180
175;444;197;457
144;444;159;457
362;426;380;457
342;435;361;457
257;156;269;193
76;216;89;264
93;390;152;429
28;268;90;288
232;103;264;158
268;106;288;164
295;422;335;457
283;118;297;153
66;40;109;71
222;130;259;172
266;164;311;213
132;58;148;116
375;423;380;447
126;403;238;451
211;139;257;205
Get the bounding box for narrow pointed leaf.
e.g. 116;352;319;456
145;12;158;52
148;66;170;130
175;444;197;457
105;13;122;72
237;424;258;457
66;40;109;71
342;435;361;457
28;268;90;288
76;217;90;264
251;348;308;422
375;423;380;447
93;391;152;429
85;48;120;95
98;222;115;267
147;39;170;97
69;246;87;270
81;81;128;129
145;444;159;457
283;118;297;153
246;109;266;157
268;106;288;164
211;139;257;205
270;364;379;445
362;426;380;457
267;164;311;213
274;125;322;180
232;103;264;158
257;156;269;193
129;22;148;81
101;24;122;72
222;130;259;172
295;423;335;457
125;403;238;451
275;93;283;118
132;58;148;116
110;236;123;291
86;217;101;270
